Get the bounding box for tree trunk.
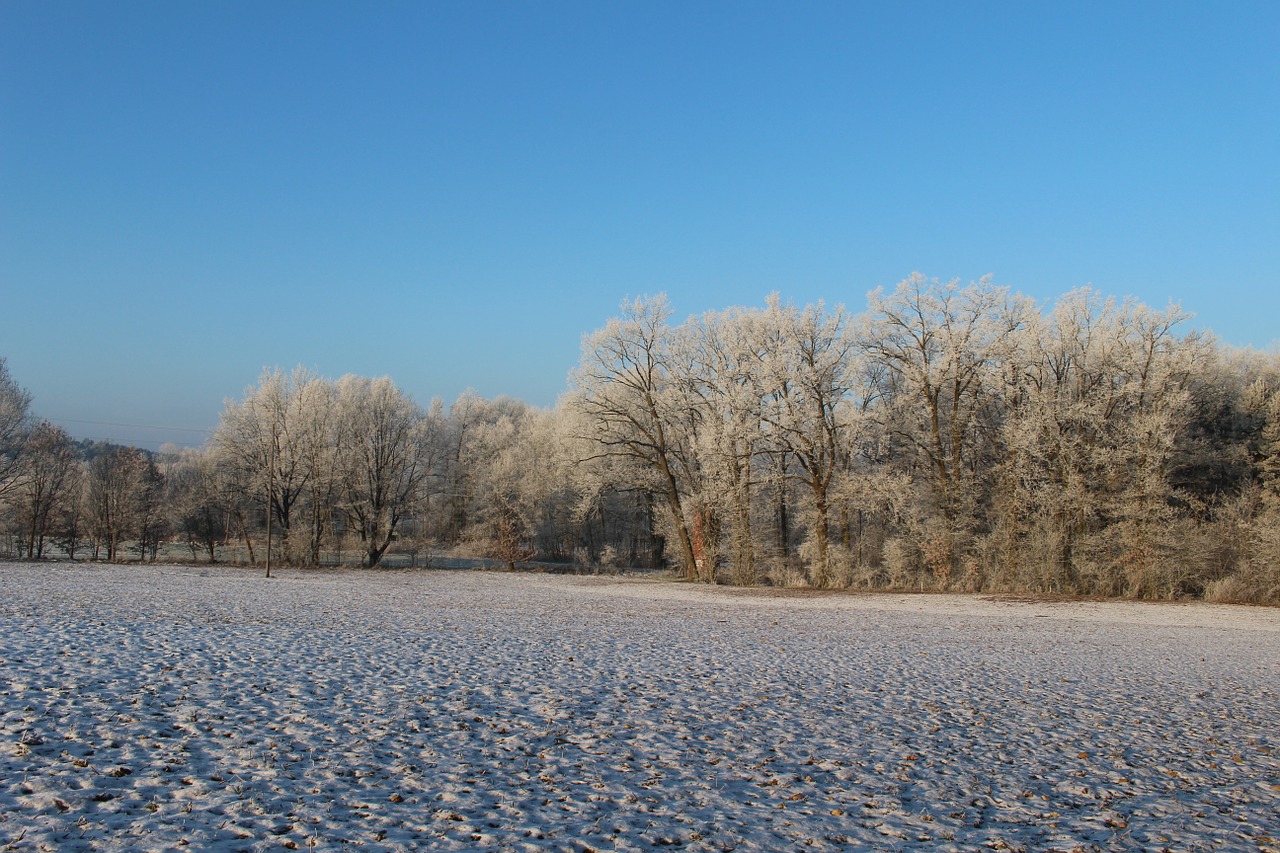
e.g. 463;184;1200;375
811;488;831;587
660;471;697;580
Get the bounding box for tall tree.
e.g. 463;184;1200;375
294;376;344;566
11;421;78;559
682;306;770;584
85;445;151;561
1106;297;1205;595
337;375;434;568
570;295;700;579
757;297;859;586
0;357;32;501
213;367;322;565
436;390;493;544
995;288;1205;595
165;447;228;563
860;275;1032;572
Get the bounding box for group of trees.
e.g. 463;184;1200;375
210;370;440;569
0;363;165;563
0;359;581;572
3;276;1279;602
568;280;1280;602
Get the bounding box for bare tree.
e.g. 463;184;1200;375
50;468;88;560
85;445;151;561
10;421;78;559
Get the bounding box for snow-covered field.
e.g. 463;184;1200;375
2;562;1277;852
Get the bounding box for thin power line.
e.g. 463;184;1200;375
36;415;215;435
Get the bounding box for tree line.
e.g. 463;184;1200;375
3;276;1279;602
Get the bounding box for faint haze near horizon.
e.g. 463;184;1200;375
3;1;1277;450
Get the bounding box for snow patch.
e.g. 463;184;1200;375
2;562;1276;851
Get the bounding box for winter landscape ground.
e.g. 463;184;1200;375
1;563;1277;852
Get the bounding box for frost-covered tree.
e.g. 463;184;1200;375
336;375;434;568
462;404;551;566
757;297;859;586
570;295;699;578
993;288;1205;596
164;447;228;563
557;400;664;567
994;288;1125;590
1257;388;1280;512
5;278;1267;599
860;275;1032;579
291;376;344;565
681;306;771;583
212;368;448;568
1106;299;1206;596
49;466;89;560
466;403;538;569
436;390;500;544
213;367;325;565
0;357;33;501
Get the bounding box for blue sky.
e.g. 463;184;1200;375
3;1;1277;449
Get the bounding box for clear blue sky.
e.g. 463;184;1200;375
3;1;1277;449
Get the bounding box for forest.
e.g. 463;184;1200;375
2;275;1279;603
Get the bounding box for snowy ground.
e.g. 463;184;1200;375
1;562;1277;852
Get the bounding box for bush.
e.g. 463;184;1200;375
883;538;921;590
